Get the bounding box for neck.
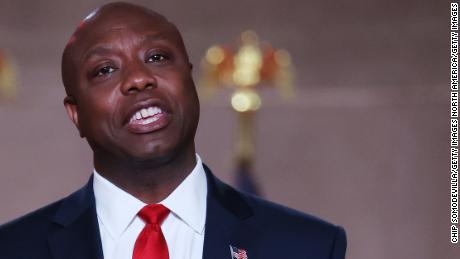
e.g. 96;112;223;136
93;146;197;204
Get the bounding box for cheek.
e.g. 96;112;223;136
175;72;198;99
159;73;199;134
173;78;199;115
159;71;197;106
77;89;121;135
177;77;200;130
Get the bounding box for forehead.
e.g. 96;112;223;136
66;9;188;63
75;15;179;51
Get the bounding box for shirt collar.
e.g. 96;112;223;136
93;154;208;239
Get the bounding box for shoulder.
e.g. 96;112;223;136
205;165;346;246
0;178;93;238
0;199;62;235
237;192;347;258
0;199;64;257
0;179;93;258
243;191;345;239
211;175;347;259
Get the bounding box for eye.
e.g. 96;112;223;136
94;66;116;77
146;53;169;63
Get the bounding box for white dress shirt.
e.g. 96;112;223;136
93;155;207;259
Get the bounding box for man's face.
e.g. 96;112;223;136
64;11;199;163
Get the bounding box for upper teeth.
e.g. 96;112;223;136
130;106;162;122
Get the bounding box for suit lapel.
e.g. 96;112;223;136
202;165;255;259
48;177;104;259
47;166;254;259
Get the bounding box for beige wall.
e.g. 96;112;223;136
0;0;454;258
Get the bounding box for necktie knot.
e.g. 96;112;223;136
138;204;170;225
133;204;170;259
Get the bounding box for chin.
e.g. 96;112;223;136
126;143;179;164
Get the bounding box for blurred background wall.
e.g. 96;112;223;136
0;0;453;258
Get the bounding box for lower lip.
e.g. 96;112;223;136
126;113;171;134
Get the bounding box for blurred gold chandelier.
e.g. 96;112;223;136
200;30;294;162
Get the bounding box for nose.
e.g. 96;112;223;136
121;62;157;95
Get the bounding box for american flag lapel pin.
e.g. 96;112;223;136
229;245;248;259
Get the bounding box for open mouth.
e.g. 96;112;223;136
129;106;163;125
126;105;170;134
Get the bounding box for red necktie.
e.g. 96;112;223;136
133;204;170;259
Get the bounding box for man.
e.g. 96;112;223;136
0;2;346;259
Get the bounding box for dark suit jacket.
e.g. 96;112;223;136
0;166;347;259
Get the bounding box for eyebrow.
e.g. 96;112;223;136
144;33;167;42
81;33;169;62
81;46;114;63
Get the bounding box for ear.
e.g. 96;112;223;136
63;95;84;138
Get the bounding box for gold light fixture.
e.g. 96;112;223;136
200;30;294;162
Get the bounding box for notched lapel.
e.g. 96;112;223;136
48;177;104;259
202;166;255;259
